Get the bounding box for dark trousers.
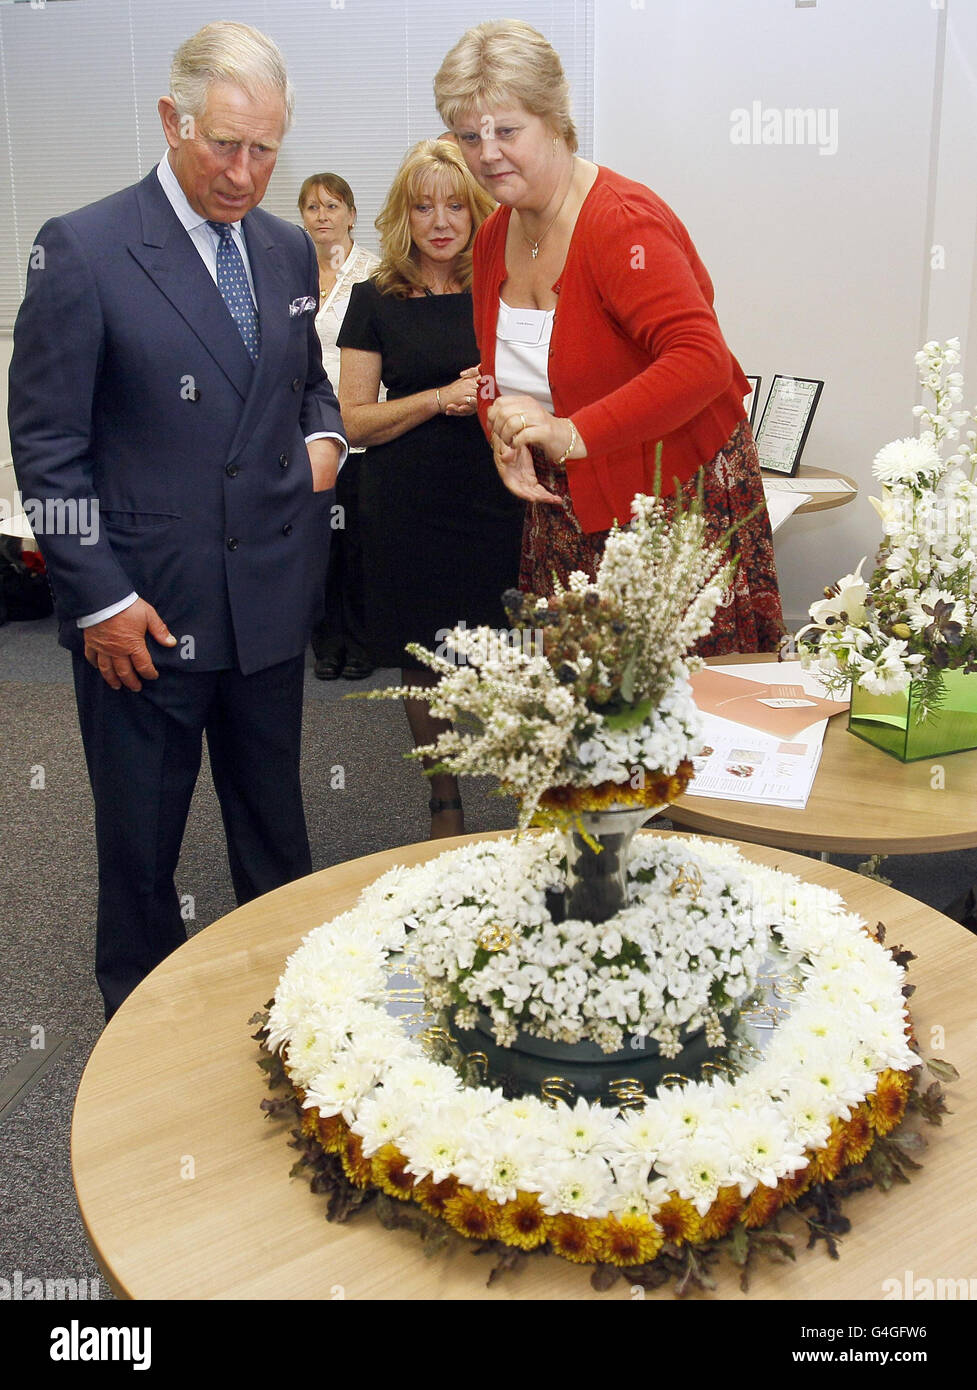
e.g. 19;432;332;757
311;453;370;664
72;651;311;1020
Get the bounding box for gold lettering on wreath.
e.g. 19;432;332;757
478;923;513;952
669;863;703;901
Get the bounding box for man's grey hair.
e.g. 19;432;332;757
169;22;294;131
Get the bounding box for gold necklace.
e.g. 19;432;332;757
519;169;575;260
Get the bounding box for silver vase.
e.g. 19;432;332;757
555;803;668;925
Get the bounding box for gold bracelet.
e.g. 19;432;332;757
556;419;577;466
436;388;444;413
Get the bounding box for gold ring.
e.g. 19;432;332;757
518;413;528;432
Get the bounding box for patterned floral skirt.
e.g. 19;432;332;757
520;419;785;657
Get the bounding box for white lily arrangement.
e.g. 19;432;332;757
798;339;977;717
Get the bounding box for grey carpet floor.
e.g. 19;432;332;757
0;615;974;1299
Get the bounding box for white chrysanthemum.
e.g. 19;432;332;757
351;1089;417;1157
725;1110;809;1195
535;1154;617;1218
549;1097;621;1158
303;1057;381;1122
873;436;944;488
400;1102;474;1183
656;1133;730;1216
454;1128;544;1203
776;1078;838;1148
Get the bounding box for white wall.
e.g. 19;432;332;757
595;0;977;625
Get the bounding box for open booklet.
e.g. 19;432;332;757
684;661;849;809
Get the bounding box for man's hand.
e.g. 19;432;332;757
307;438;343;492
83;599;177;692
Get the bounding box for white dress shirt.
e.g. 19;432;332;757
79;154;346;629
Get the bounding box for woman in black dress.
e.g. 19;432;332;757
338;140;524;837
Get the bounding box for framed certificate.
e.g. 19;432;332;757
755;375;824;476
744;375;761;428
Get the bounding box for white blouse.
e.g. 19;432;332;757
314;242;381;388
495;297;555;412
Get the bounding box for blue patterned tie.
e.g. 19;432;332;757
207;221;261;361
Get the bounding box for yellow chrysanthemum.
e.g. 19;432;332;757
806;1119;847;1185
316;1112;347;1153
300;1106;321;1140
443;1186;500;1241
653;1194;702;1246
339;1130;372;1187
776;1166;814;1209
371;1143;415;1201
698;1185;745;1241
841;1104;875;1166
547;1213;602;1264
414;1174;459;1218
496;1192;550;1251
869;1068;913;1137
742;1182;784;1229
594;1214;663;1267
534;761;694;825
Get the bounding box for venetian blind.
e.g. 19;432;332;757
0;0;595;327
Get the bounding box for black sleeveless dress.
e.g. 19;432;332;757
338;280;524;668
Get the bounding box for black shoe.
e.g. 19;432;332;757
314;655;343;680
341;657;374;680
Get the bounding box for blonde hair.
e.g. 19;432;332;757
170;22;294;131
373;140;495;299
433;19;577;154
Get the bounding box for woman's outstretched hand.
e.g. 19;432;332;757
486;393;581;503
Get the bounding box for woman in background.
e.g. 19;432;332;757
434;21;784;655
299;173;379;681
338;140;523;837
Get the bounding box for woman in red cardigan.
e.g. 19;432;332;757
434;20;784;655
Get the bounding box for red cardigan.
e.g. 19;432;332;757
472;165;750;533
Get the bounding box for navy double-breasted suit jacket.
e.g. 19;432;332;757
8;167;345;675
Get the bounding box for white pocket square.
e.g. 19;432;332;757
289;296;317;317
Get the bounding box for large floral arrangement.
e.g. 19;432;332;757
364;485;736;829
798;339;977;716
404;836;766;1057
258;836;936;1287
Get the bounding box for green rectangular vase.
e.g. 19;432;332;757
848;667;977;761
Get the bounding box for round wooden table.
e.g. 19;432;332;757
669;655;977;854
792;464;858;514
71;833;975;1301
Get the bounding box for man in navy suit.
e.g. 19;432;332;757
8;23;346;1019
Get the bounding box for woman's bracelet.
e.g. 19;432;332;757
435;388;444;414
556;418;577;466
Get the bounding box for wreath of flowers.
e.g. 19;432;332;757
261;837;924;1277
403;836;768;1056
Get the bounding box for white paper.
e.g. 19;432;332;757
685;662;845;810
763;476;856;494
762;485;812;531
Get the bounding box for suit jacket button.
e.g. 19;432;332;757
227;537;239;551
225;463;240;477
282;523;293;537
279;453;289;468
291;377;302;392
